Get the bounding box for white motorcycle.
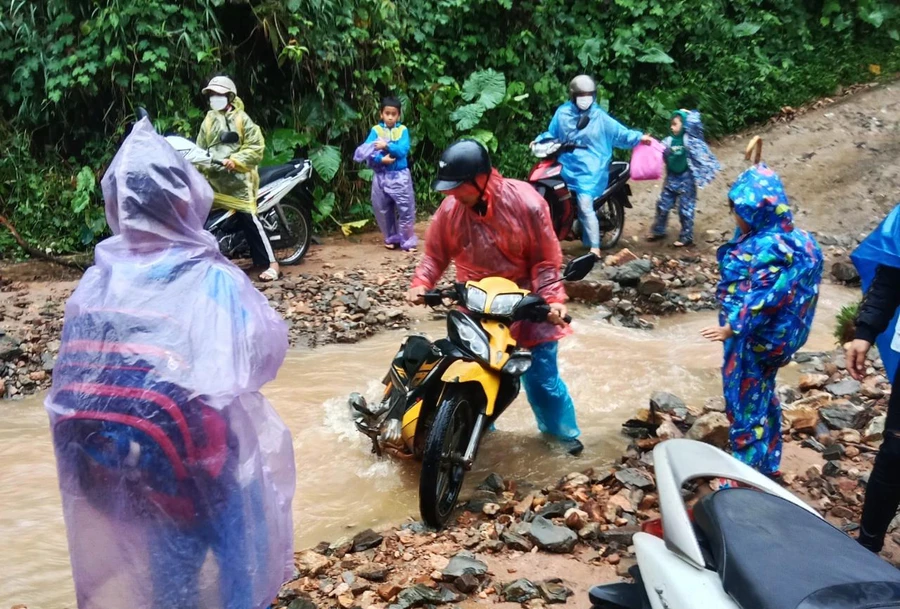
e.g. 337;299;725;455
589;439;900;609
153;111;314;265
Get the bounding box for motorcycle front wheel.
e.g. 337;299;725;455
597;196;625;249
419;390;477;529
266;201;312;265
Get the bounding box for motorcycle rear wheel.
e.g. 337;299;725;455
419;390;477;529
597;196;625;249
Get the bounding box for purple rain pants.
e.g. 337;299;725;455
371;169;417;250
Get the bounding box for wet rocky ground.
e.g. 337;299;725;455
0;247;730;400
271;345;891;609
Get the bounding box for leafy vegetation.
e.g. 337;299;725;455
1;0;899;256
835;301;861;346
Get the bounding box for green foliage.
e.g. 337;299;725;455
835;302;861;345
1;0;899;255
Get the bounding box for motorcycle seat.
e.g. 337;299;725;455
258;162;304;187
608;161;630;182
694;488;900;609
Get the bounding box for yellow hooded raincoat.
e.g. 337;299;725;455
196;96;265;214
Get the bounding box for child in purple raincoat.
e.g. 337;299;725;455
354;96;418;251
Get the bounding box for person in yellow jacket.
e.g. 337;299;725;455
197;76;279;282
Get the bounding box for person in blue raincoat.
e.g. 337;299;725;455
533;75;652;257
846;203;900;553
701;164;823;476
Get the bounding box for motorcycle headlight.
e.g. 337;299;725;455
466;286;488;313
489;293;524;316
448;311;491;363
502;350;533;377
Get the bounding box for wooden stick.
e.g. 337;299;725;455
0;213;87;270
745;136;763;164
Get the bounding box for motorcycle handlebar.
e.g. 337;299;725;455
425;286;572;325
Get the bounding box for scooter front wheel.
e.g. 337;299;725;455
419;390;477;529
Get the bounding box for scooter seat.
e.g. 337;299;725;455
608;161;630;182
694;488;900;609
258;162;303;187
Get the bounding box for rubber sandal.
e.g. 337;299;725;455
384;243;398;250
258;268;280;282
673;240;694;248
646;234;665;242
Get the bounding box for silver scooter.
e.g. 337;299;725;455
590;439;900;609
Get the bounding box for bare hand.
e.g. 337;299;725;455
381;155;396;165
845;338;872;381
222;159;237;171
407;285;427;305
547;302;569;327
701;324;734;342
640;134;653;146
374;140;388;151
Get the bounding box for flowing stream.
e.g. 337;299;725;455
0;285;855;608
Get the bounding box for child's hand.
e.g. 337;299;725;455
640;134;653;145
222;159;236;171
701;324;734;342
374;140;388;151
381;155;396;165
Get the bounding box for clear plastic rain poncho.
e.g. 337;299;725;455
411;169;569;348
45;118;295;609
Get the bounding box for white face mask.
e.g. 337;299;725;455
209;95;229;112
576;95;593;111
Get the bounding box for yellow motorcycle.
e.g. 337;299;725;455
350;254;596;528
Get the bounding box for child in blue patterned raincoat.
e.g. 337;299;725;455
648;109;720;247
701;164;823;476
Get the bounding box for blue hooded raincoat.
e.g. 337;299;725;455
537;101;643;199
716;164;824;473
851;204;900;383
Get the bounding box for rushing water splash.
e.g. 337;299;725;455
0;285;855;608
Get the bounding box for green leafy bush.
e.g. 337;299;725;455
1;0;899;256
835;301;861;346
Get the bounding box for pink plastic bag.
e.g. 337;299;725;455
630;138;665;181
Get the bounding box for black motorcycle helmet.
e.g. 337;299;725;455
431;139;492;192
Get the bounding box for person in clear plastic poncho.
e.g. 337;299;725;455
45;118;295;609
407;139;584;455
197;75;279;282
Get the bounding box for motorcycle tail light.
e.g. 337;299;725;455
641;518;664;538
640;508;693;539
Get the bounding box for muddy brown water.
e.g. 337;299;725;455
0;285;855;608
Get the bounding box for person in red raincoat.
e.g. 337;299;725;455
407;139;583;455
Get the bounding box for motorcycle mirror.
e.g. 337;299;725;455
513;294;545;321
562;253;598;282
576;114;591;130
220;131;240;144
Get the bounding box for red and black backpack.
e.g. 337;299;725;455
51;309;232;523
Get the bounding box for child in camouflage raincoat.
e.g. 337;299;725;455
648;109;720;247
702;164;824;475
